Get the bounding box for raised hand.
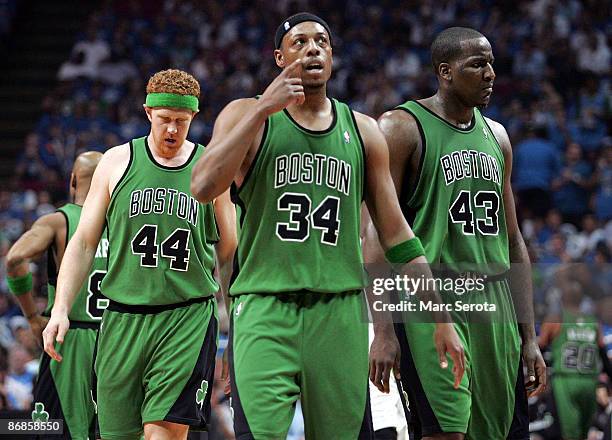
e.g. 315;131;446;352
257;59;305;116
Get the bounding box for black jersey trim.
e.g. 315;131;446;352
414;100;476;132
393;107;426;220
144;136;200;171
69;320;100;329
109;140;134;201
47;209;69;287
481;113;505;159
282;97;337;135
106;295;213;314
348;108;367;202
235;118;269;194
228;189;247;290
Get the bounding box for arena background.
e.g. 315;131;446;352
0;0;610;438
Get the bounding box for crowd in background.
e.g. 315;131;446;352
0;0;610;437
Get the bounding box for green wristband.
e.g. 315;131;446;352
385;237;425;264
7;273;33;296
145;93;199;111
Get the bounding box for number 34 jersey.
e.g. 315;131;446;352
230;98;367;295
101;137;219;306
46;203;108;322
397;101;509;271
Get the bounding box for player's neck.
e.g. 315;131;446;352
290;86;328;113
432;91;474;128
73;190;87;206
286;93;332;132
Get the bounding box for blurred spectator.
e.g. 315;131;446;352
5;345;34;410
552;143;593;225
593;145;612;222
539;233;572;264
576;31;610;76
513;124;561;219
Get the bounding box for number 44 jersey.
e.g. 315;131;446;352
46;203;108;322
101;137;219;306
230;99;367;295
397;101;510;271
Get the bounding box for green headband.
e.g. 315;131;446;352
145;93;199;112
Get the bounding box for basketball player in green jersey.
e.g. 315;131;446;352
539;279;610;439
43;69;236;440
6;151;106;439
191;13;464;440
365;27;547;439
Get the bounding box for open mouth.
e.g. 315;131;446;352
305;63;323;72
164;138;177;144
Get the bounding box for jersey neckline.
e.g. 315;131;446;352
144;136;199;171
413;100;477;132
282;98;338;135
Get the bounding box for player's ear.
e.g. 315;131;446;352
143;105;153;122
70;173;76;189
439;62;451;81
274;49;285;68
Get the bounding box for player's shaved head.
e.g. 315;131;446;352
431;27;486;72
70;151;102;204
72;151;102;179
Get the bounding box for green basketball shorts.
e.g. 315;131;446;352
229;290;373;440
32;322;98;440
552;375;598;439
94;297;217;440
395;279;528;439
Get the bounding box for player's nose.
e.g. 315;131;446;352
305;38;320;56
484;63;495;81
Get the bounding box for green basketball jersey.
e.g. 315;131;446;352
397;101;509;271
230;99;367;295
46;203;109;322
552;310;601;376
101;137;219;305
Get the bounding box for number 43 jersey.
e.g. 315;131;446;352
397;101;510;271
230;98;367;295
101;137;219;306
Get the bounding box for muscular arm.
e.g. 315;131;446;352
43;147;120;360
6;213;65;334
358;112;465;390
487;117;547;395
53;156;110;316
191;99;265;203
191;59;305;203
362;110;420;263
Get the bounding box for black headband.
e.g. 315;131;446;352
274;12;332;49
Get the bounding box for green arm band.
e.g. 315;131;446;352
145;93;199;112
7;273;33;296
385;237;425;264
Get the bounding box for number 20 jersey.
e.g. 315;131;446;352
397;101;509;271
101;137;219;305
230;99;367;295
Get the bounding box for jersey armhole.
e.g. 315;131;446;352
393;107;427;211
481;115;504;156
47;209;69;286
348;109;367;202
109;141;134;202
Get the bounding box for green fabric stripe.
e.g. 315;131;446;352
145;93;199;111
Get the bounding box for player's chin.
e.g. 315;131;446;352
476;96;491;109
